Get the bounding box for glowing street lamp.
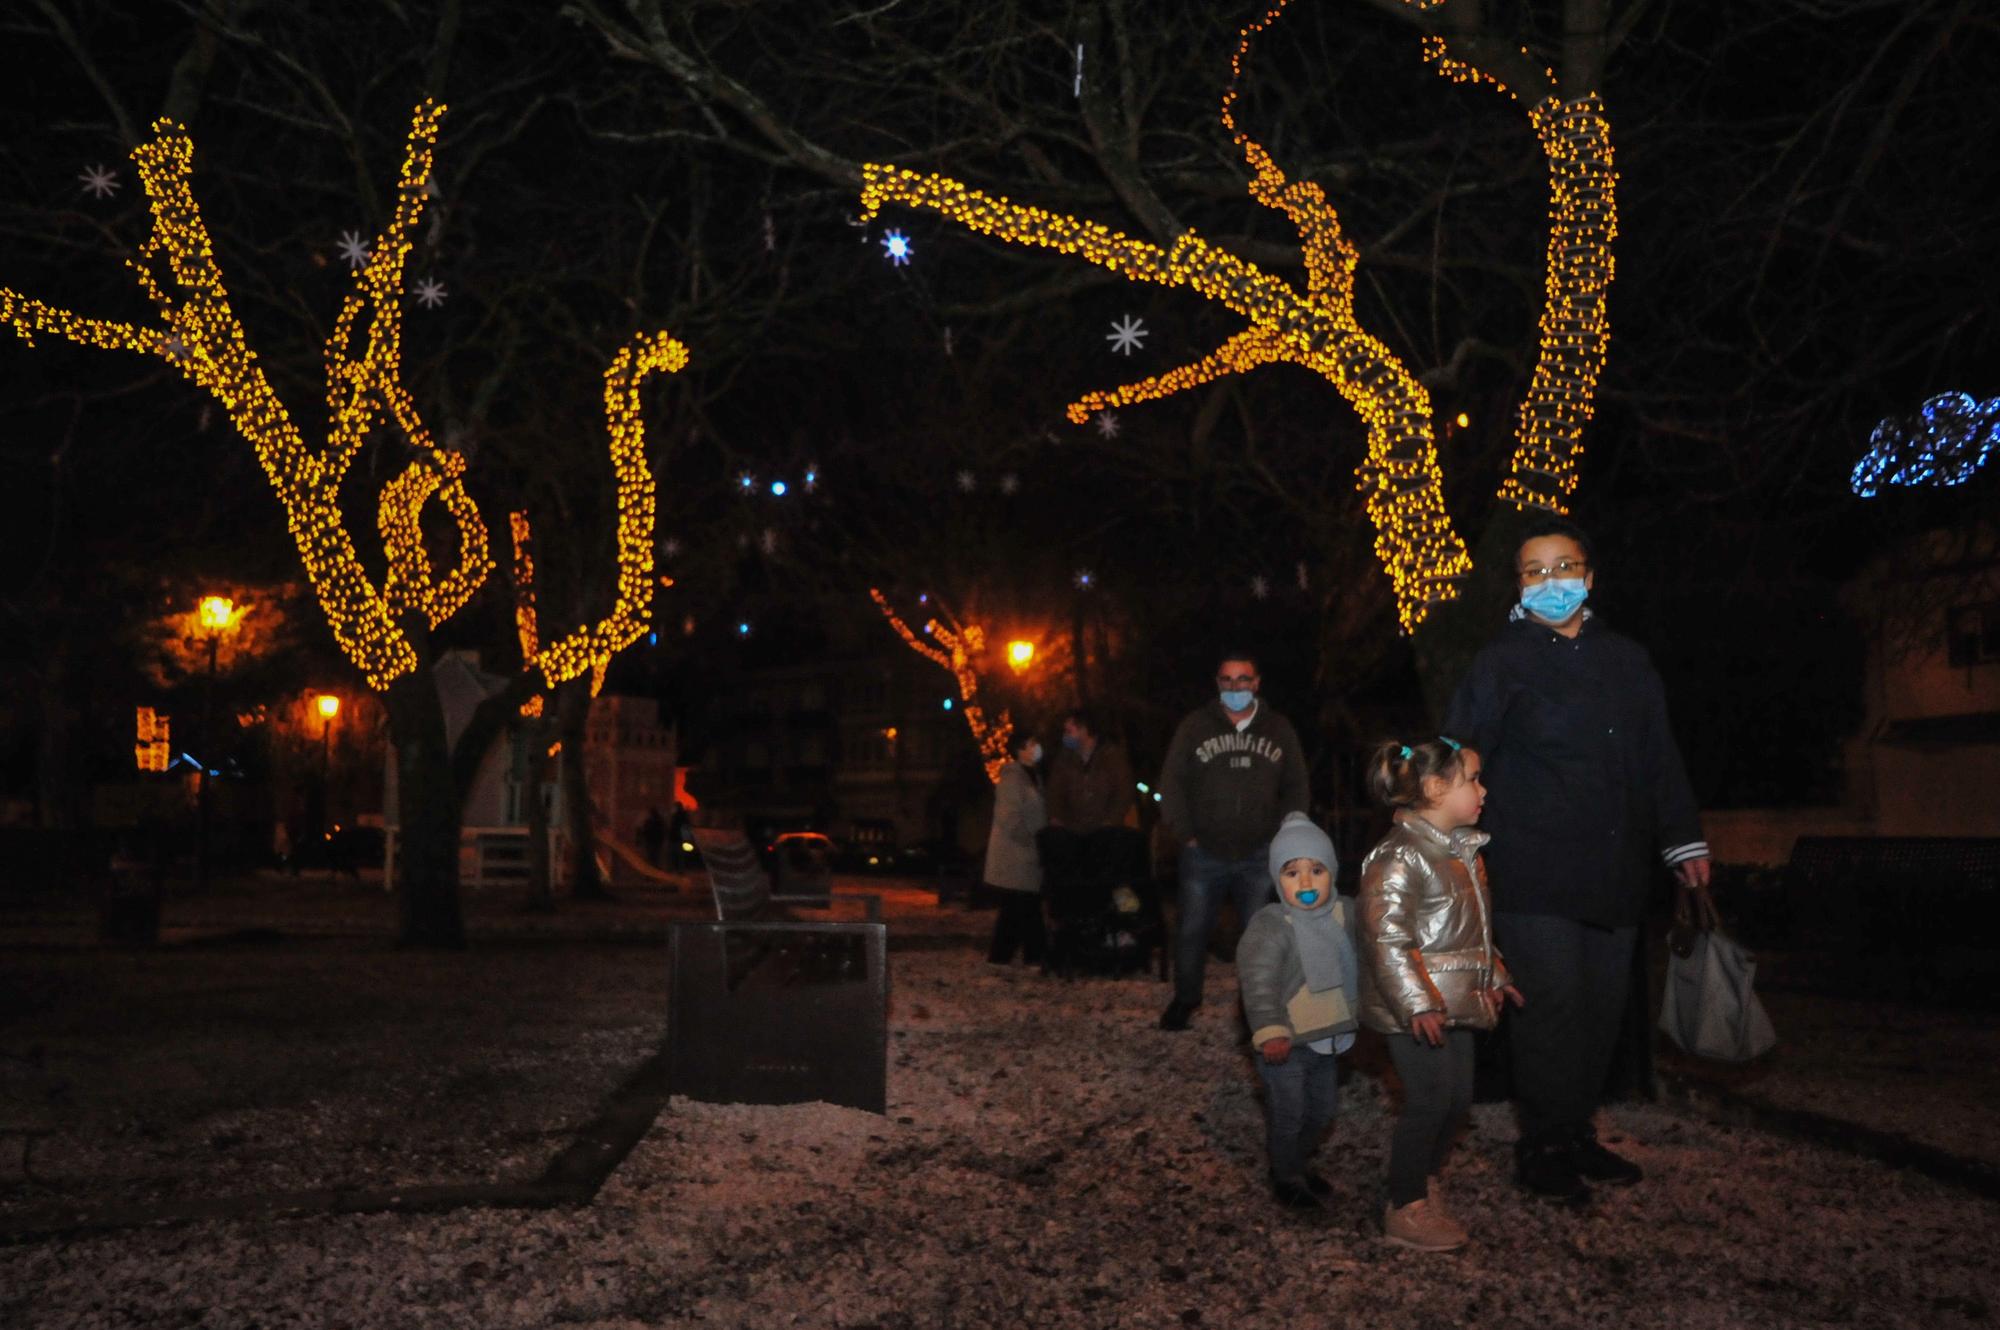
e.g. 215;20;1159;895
1007;640;1035;673
314;692;341;851
191;593;241;892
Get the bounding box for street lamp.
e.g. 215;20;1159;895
192;595;238;892
1006;639;1035;673
314;693;340;856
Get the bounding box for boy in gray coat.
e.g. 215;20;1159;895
1236;811;1360;1210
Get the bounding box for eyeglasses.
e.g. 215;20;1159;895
1216;673;1257;686
1517;558;1589;584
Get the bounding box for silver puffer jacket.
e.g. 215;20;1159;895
1357;811;1512;1034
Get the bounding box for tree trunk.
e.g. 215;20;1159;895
1411;504;1536;724
383;669;467;949
556;678;611;900
522;714;555;912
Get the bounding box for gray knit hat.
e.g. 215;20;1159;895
1267;810;1337;888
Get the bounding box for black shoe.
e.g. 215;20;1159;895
1301;1170;1331;1197
1569;1133;1643;1186
1515;1140;1590;1202
1158;1000;1194;1031
1271;1178;1323;1211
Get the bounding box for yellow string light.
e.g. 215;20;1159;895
860;1;1619;628
527;329;686;688
2;101;688;690
869;588;1014;783
1415;34;1616;513
0;102;469;687
510;510;545;718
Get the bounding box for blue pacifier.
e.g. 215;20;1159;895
1296;890;1320;906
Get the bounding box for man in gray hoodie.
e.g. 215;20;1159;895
1156;652;1310;1030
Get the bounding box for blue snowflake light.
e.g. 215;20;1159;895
881;230;913;266
770;480;788;497
1852;392;2000;498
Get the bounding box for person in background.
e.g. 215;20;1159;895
984;728;1049;967
1156;651;1310;1030
1046;708;1135;833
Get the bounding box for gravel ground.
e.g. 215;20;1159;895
1;877;1995;1328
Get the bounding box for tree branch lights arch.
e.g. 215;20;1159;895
858;1;1619;630
1;102;685;690
869;589;1014;784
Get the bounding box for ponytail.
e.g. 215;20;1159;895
1366;736;1467;809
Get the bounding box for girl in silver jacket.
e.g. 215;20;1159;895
1358;737;1523;1252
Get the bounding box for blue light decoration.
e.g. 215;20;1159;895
803;466;819;492
770;480;788;497
942;697;954;711
736;621;752;637
881;229;913;266
1851;391;2000;498
647;631;659;646
737;471;756;492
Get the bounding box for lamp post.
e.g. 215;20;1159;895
1006;639;1035;674
314;693;340;847
193;595;236;892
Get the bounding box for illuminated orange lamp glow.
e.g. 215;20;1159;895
315;693;341;721
1007;640;1035;672
198;595;237;634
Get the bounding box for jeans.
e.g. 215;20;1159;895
1492;912;1637;1142
1386;1029;1475;1205
1173;843;1272;1007
1256;1042;1340;1185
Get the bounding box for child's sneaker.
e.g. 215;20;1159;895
1383;1198;1468;1252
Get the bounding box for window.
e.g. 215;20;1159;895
1946;602;2000;667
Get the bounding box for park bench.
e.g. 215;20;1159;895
672;827;889;1112
689;825;878;922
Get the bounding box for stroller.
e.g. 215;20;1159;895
1037;826;1167;979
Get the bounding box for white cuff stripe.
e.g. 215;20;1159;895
1662;842;1709;866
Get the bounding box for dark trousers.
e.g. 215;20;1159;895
1492;911;1637;1142
1172;843;1271;1007
1255;1043;1340;1186
987;889;1046;964
1385;1029;1474;1206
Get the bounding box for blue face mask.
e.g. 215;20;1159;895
1219;689;1255;711
1294;889;1321;906
1520;577;1588;624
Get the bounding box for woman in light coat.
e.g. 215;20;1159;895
984;730;1048;966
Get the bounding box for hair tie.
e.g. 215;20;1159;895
1398;745;1413;760
1438;734;1462;752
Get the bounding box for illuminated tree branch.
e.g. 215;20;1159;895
869;587;1013;784
859;0;1620;630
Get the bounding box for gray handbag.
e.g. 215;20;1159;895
1659;924;1778;1062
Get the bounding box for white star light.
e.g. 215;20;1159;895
1073;568;1096;590
1296;561;1310;591
999;473;1019;495
956;469;977;492
760;528;779;556
78;165;120;200
1251;575;1270;600
1095;410;1120;439
881;230;913;265
1106;314;1148;356
413;277;447;309
662;538;681;559
336;230;371;270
